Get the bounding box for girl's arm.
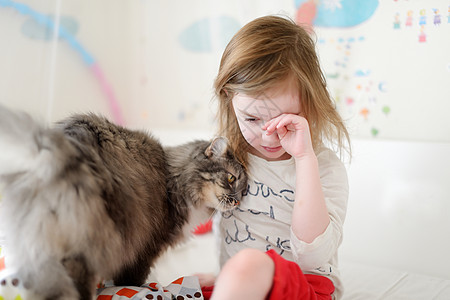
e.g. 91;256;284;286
263;114;330;243
291;152;330;243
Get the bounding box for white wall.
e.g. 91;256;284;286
1;0;448;142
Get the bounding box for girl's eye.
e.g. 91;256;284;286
227;173;236;184
245;117;258;122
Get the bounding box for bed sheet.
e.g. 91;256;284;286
340;261;450;300
2;236;450;300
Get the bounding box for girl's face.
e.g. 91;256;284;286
232;76;301;161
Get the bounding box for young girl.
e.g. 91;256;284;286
199;15;351;300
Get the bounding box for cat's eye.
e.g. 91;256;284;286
227;173;236;184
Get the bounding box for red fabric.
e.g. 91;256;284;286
201;249;334;300
201;285;214;299
0;256;5;271
192;220;213;235
266;249;334;300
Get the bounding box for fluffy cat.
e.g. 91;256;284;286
0;104;247;300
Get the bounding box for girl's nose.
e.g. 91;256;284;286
261;126;279;143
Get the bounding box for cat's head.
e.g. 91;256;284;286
195;137;247;212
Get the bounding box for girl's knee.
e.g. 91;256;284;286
213;249;275;299
234;248;269;264
222;248;274;278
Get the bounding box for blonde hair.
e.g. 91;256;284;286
214;15;350;168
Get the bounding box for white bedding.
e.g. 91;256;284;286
340;261;450;300
152;234;450;300
4;232;448;299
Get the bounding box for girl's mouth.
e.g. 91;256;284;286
262;146;282;153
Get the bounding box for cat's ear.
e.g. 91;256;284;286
205;137;228;158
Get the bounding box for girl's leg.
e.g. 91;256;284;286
211;248;275;300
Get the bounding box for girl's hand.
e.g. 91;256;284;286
262;114;314;160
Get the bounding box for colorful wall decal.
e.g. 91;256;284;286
295;0;317;27
0;0;448;142
312;0;450;140
405;10;413;27
432;8;442;25
295;0;379;27
316;31;393;138
394;12;401;29
178;15;240;53
393;4;450;44
371;127;379;137
448;5;450;23
355;69;371;77
21;15;78;40
378;81;388;93
418;9;427;25
0;0;124;125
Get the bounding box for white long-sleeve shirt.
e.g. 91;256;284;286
216;146;349;299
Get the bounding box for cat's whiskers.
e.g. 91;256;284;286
208;198;229;221
207;204;221;221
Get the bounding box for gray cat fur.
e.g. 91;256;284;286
0;104;247;300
